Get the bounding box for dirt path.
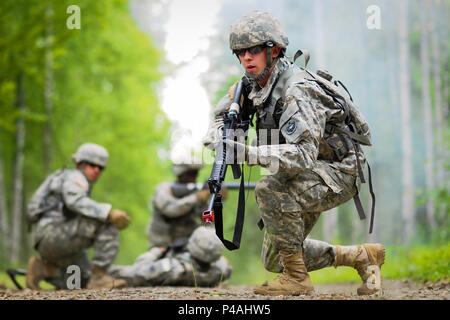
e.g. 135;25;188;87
1;279;448;300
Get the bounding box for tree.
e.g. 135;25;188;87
43;3;54;174
0;0;168;267
313;0;338;243
398;0;415;243
11;72;26;263
419;0;437;230
430;0;447;224
0;142;9;261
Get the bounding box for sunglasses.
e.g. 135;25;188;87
233;44;266;57
85;162;105;171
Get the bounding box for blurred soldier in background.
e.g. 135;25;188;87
25;143;131;290
109;226;232;287
147;163;227;248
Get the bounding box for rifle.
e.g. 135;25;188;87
171;181;256;198
202;81;251;251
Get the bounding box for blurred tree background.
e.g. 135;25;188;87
0;0;448;287
0;0;170;270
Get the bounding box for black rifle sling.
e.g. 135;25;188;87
6;269;26;290
214;163;246;250
367;162;376;233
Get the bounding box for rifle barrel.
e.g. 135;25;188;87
222;182;257;189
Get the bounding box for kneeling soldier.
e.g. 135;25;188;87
26;143;131;290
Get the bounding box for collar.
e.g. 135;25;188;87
248;57;290;107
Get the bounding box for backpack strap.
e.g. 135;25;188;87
326;122;376;233
331;125;372;146
293;49;310;68
353;161;376;233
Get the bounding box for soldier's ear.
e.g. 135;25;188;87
271;46;281;58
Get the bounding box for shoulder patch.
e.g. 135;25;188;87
286;120;297;135
229;82;239;100
75;178;89;190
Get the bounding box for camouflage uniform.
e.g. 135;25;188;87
110;226;232;287
147;164;206;248
250;57;362;269
147;182;205;248
27;145;119;288
204;11;370;274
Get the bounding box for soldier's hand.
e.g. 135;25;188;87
219;187;228;201
108;209;131;230
196;189;210;203
224;139;248;164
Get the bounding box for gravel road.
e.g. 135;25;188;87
1;279;448;300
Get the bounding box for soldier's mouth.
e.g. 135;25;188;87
246;65;256;73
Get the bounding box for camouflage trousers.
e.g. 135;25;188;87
255;168;357;273
34;215;119;288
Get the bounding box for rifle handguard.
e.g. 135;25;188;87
229;102;240;117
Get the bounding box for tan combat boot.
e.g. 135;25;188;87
254;249;314;295
334;243;385;295
26;256;59;290
87;266;127;289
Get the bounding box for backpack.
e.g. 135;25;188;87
26;169;66;226
278;49;376;233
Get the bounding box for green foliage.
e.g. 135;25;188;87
383;243;450;283
310;243;450;284
44;0;169;264
222;242;450;286
0;0;169;266
0;271;55;290
257;243;450;285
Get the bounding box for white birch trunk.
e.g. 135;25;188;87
11;73;26;263
44;4;54;174
430;0;446;224
314;0;338;243
436;0;449;225
0;142;9;256
398;0;415;243
386;3;401;244
420;0;437;230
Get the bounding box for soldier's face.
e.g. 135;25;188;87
238;47;268;75
83;162;103;182
238;45;281;85
178;170;198;183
